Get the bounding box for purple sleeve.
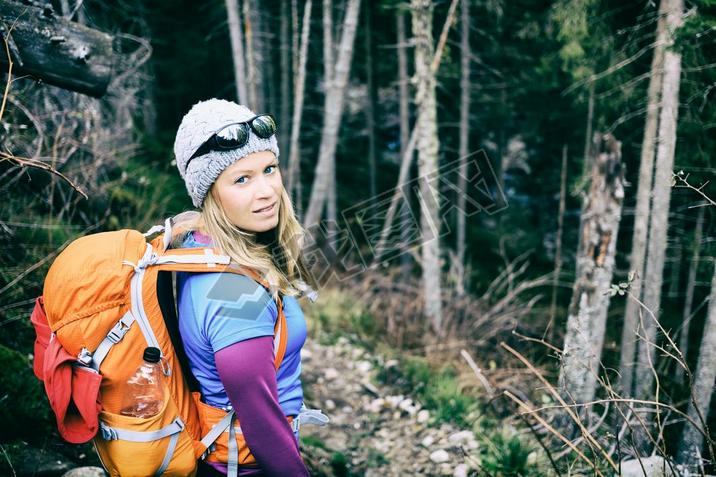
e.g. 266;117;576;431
214;336;309;477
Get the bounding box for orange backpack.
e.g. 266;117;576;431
31;219;290;476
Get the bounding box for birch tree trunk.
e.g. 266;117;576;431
302;0;361;228
634;0;683;404
412;0;443;334
287;0;312;212
455;0;470;298
677;260;716;465
559;134;625;405
675;206;705;384
225;0;248;104
619;1;668;397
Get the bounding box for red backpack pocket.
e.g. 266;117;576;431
30;296;51;380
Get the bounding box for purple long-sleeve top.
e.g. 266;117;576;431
212;337;309;476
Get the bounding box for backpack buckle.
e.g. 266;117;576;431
106;316;132;344
77;348;93;367
100;425;119;441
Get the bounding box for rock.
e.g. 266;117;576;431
620;456;678;477
361;380;381;397
430;449;450;464
325;399;336;410
365;397;385;413
4;445;74;477
399;398;418;415
421;435;436;447
62;468;107;477
385;395;404;408
355;360;372;373
417;409;430;423
453;463;468;477
324;367;339;380
448;430;475;444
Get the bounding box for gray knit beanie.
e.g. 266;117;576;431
174;98;280;208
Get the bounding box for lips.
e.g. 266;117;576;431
253;202;276;213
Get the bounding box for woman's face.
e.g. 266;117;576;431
211;150;282;233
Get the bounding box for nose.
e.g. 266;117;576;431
254;173;275;200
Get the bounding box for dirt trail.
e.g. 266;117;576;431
300;337;476;477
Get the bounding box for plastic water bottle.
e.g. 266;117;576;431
120;347;165;418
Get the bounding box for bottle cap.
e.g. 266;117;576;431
143;347;161;363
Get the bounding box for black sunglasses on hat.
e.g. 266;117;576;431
187;114;277;165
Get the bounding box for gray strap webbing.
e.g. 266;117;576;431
227;415;238;477
99;417;184;442
292;404;330;433
90;312;135;371
152;253;230;267
199;410;235;457
297;407;330;427
162;217;172;252
142;217;172;253
154;430;181;476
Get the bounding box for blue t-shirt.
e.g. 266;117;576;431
175;231;306;416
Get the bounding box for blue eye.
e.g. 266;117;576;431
265;165;277;174
235;176;247;184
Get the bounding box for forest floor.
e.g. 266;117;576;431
300;335;477;477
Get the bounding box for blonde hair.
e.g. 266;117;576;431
170;186;316;300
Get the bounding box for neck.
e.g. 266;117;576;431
255;228;278;247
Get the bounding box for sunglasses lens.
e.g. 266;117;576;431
215;123;249;148
251;115;277;138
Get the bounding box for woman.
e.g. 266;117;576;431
169;98;318;476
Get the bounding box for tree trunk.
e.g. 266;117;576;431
675;206;705;384
279;0;291;158
225;0;248;104
395;9;412;333
455;0;470;298
324;0;338;251
634;0;683;403
667;235;682;298
558;134;625;406
243;0;263;111
412;0;443;335
323;0;334;85
287;0;312;214
0;1;114;97
364;3;377;224
302;0;361;228
618;0;667;397
677;260;716;465
549;144;569;340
